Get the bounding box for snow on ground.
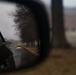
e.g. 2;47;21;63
65;31;76;47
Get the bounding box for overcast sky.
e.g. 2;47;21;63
63;0;76;7
41;0;76;7
0;0;76;40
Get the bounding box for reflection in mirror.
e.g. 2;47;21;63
63;0;76;47
0;2;40;72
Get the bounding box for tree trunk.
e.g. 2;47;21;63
33;41;35;46
31;42;33;46
26;42;29;47
52;0;70;48
37;40;40;50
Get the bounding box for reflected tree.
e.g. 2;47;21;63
13;4;39;47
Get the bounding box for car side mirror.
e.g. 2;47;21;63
0;0;50;73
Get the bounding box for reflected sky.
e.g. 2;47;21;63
0;2;19;40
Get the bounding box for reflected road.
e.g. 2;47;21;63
11;47;37;69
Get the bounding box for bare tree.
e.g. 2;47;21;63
13;4;39;46
52;0;70;48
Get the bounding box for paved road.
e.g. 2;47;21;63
8;44;37;69
13;48;37;69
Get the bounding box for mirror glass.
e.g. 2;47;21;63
0;1;40;72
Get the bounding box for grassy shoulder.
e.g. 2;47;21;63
21;45;39;56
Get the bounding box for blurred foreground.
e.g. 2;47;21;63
2;48;76;75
